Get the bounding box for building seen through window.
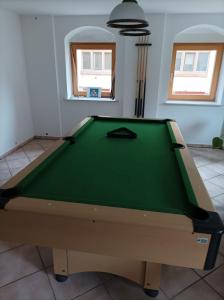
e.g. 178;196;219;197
168;43;223;101
70;43;116;98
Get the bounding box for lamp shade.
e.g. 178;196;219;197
107;0;148;29
120;28;151;36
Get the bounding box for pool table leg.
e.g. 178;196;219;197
143;262;161;297
53;248;69;282
55;274;68;282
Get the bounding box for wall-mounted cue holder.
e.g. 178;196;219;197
134;38;152;118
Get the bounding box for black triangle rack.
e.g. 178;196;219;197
107;127;137;139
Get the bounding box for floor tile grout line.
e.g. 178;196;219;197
213;193;224;201
201;277;224;300
4;147;28;162
208;191;224;199
205;173;224;181
70;282;107;300
0;268;46;290
196;163;218;168
169;266;224;300
195;162;224;169
3;148;31;177
102;281;116;300
191;263;221;279
43;270;57;300
200;173;224;182
0;246;53;290
206;177;224;189
168;277;202;300
212;192;224;199
192;261;224;279
36;246;49;272
3;158;13;178
95;273;116;286
102;282;115;300
23;147;33;163
0;244;25;256
160;286;169;299
22;141;46;162
202;169;224;176
202;176;222;182
42;264;105;300
36;247;57;300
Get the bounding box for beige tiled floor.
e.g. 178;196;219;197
0;141;224;299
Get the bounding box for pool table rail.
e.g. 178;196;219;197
169;121;213;212
0;203;212;270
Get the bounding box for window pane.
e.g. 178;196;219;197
76;48;113;94
82;52;91;69
175;52;182;71
183;52;195;71
104;52;112;70
196;52;209;71
93;52;102;70
172;50;217;96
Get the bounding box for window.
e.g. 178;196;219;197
70;43;116;98
168;43;224;101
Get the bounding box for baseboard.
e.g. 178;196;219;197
0;137;34;160
187;144;212;148
34;136;61;140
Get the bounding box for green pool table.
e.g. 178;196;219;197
0;116;223;297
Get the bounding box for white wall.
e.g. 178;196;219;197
21;16;62;137
0;8;33;157
21;16;123;136
21;13;224;144
157;14;224;144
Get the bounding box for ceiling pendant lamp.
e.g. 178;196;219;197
107;0;148;29
120;28;151;36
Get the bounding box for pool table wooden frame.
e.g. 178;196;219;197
0;116;219;293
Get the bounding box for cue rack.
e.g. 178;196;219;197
135;36;152;118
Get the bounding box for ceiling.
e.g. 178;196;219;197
0;0;224;15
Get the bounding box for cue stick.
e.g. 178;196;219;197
140;36;147;117
136;36;143;117
138;36;144;117
139;36;147;117
135;36;141;116
142;36;149;117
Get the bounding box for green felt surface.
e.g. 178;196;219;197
17;118;198;215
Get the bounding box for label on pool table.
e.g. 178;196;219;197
197;237;209;244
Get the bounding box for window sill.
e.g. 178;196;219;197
64;97;118;102
164;100;223;107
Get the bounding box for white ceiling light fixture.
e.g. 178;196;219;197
120;28;151;36
107;0;148;29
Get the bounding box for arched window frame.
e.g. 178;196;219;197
70;42;116;98
168;43;224;101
